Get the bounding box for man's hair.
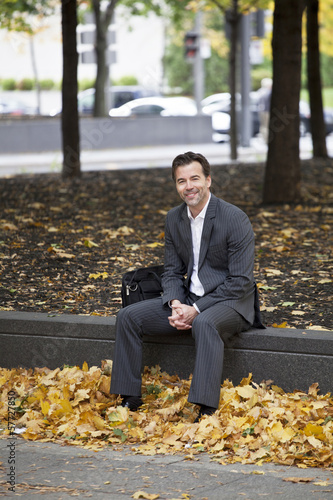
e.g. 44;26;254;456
171;152;211;182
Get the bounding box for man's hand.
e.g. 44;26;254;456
168;300;198;330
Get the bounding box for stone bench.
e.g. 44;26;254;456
1;311;332;394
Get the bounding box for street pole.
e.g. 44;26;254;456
240;13;252;146
194;11;204;114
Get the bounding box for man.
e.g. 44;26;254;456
110;152;263;421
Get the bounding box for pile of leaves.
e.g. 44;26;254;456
0;158;332;329
1;363;332;468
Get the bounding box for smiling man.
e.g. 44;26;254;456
110;152;264;421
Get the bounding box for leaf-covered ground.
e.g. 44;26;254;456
1;363;333;468
0;158;332;329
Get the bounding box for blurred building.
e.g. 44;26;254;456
0;6;164;90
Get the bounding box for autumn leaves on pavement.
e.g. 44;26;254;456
1;363;332;469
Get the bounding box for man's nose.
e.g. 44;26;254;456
185;180;194;190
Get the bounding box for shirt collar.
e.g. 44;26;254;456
187;193;211;221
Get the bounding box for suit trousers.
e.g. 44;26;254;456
110;297;250;408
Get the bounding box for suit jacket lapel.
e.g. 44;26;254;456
198;195;217;270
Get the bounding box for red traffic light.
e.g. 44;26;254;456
184;31;198;60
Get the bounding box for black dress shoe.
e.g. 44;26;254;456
121;395;143;411
194;404;217;423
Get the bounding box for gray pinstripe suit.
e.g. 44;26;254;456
110;194;263;408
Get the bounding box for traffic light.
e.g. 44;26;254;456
184;31;198;61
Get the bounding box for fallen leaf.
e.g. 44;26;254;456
132;491;160;499
272;322;288;328
89;272;109;280
84;239;99;248
283;477;314;483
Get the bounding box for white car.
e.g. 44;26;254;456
109;96;197;117
201;92;230;109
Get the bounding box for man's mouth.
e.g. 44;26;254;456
185;191;198;198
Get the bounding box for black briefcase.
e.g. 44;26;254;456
121;265;164;307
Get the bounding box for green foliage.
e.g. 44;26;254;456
16;78;34;91
303;87;333;108
163;40;230;97
319;54;333;88
163;42;193;95
300;53;333;90
204;51;230;95
39;79;56;90
113;75;139;86
0;0;54;33
78;78;96;91
1;78;16;91
251;58;272;90
322;88;333;108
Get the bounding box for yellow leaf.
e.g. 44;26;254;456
40;399;50;416
304;423;324;437
132;491;159;499
93;415;106;430
272;245;289;252
1;222;18;231
146;242;164;248
272;321;288;328
104;226;135;239
236;385;256;399
264;268;282;276
84;239;99;248
82;361;89;372
280;228;298;238
89;272;109;280
260;306;278;312
59;399;73;414
108;406;129;424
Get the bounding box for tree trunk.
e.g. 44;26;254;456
61;0;80;178
93;0;116;117
263;0;303;204
226;1;239;161
306;0;328;158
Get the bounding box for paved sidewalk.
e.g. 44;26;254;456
1;438;332;499
1;135;330;177
0;141;265;177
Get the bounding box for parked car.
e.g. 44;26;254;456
203;92;333;139
109;96;197;117
202;92;260;140
0;99;37;116
201;92;230;108
49;85;160;116
299;100;333;136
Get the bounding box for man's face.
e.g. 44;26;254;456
174;161;211;217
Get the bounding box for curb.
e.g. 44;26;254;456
1;311;333;394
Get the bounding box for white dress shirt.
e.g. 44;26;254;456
187;194;211;311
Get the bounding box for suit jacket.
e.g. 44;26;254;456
162;193;263;327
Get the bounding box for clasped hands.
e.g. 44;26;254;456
168;299;198;330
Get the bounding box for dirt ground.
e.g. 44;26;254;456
0;158;332;330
